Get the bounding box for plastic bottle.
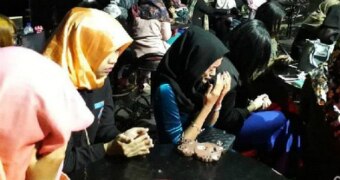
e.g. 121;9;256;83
23;22;34;35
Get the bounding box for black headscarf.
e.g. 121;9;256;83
152;26;228;113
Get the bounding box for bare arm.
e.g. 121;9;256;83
204;72;231;126
183;73;230;140
27;145;66;180
161;21;172;41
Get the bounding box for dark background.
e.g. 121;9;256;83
0;0;82;33
0;0;28;16
0;0;323;34
0;0;323;21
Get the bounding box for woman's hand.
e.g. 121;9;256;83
247;94;272;112
269;54;293;67
275;55;293;62
215;72;231;108
261;95;272;109
105;128;154;157
123;127;149;139
204;72;229;108
26;145;67;180
0;160;6;180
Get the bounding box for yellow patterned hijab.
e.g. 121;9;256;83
44;7;133;90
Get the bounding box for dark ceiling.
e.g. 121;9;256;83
0;0;28;16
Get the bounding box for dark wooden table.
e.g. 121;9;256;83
71;144;287;180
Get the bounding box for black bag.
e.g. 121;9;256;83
197;127;236;151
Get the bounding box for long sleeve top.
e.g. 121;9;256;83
63;78;120;175
153;83;190;144
214;57;250;134
154;82;249;144
154;57;251;142
215;88;250;134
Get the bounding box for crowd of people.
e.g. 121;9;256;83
0;0;340;179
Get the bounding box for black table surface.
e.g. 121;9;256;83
71;144;286;180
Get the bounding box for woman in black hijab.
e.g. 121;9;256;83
152;26;230;144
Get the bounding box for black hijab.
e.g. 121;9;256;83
152;26;228;113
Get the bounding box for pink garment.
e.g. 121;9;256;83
0;47;94;180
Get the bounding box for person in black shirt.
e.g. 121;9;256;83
44;7;154;176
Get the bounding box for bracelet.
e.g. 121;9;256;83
190;123;202;133
214;105;222;112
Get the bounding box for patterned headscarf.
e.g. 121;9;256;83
138;0;171;22
44;7;133;90
309;51;340;110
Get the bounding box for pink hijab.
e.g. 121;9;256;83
0;47;94;180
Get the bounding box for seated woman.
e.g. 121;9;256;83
112;0;172;93
152;25;230;144
291;1;340;60
255;0;286;66
299;50;340;180
212;0;241;46
43;7;154;176
250;1;293;115
296;4;340;72
214;20;290;158
0;14;16;47
131;0;172;58
165;0;191;25
0;47;94;179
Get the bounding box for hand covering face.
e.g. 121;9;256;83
0;47;94;180
44;7;133;90
152;26;228;112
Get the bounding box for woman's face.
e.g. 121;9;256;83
95;50;119;79
202;58;222;83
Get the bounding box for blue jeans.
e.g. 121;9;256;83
234;111;292;152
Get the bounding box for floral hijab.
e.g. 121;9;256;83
309;49;340;139
44;7;133;90
138;0;170;22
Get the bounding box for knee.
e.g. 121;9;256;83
256;111;287;128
